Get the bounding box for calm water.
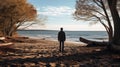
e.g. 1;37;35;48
17;30;108;42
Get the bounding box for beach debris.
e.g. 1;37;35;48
0;37;14;48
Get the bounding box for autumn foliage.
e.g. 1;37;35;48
0;0;37;36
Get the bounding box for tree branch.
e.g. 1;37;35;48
93;0;103;8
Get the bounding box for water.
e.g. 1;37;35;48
17;30;108;42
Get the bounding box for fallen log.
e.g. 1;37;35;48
6;36;29;42
80;37;109;47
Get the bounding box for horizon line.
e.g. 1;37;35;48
18;29;106;31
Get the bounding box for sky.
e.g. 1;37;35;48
27;0;105;31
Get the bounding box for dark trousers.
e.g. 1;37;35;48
59;41;64;52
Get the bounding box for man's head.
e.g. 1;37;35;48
60;27;63;31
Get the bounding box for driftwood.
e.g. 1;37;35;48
6;36;29;42
6;37;38;43
80;37;109;47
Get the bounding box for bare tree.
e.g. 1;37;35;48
74;0;120;50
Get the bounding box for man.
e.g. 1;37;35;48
58;27;66;52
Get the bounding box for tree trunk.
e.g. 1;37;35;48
101;0;113;42
108;0;120;44
107;0;120;50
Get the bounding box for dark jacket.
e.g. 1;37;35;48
58;31;66;41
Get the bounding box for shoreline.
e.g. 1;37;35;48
24;35;108;42
18;30;108;44
28;37;87;46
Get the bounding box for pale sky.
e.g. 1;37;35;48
27;0;105;31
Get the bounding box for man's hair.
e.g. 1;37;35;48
60;27;63;31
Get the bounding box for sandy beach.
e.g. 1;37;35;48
0;38;120;67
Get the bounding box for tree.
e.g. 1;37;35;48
0;0;37;37
74;0;120;50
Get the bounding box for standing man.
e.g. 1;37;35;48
58;27;66;52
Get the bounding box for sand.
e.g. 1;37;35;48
0;38;120;67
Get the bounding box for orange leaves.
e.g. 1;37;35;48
0;0;37;36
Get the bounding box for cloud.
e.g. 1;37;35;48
38;24;105;31
38;6;75;16
20;22;105;31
